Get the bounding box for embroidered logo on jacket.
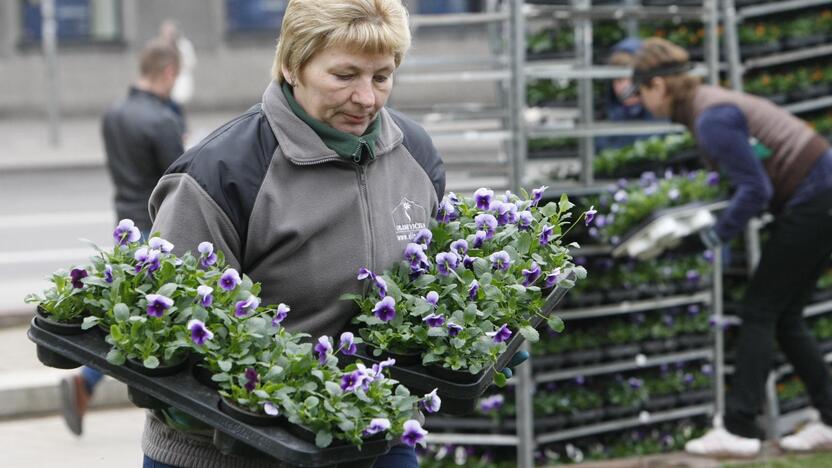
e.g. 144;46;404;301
392;197;427;242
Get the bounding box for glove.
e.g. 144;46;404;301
497;350;529;380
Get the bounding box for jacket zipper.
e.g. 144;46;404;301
356;164;375;291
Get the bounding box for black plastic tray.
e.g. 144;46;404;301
27;319;392;468
350;279;571;415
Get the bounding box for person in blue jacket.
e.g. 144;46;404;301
595;38;664;152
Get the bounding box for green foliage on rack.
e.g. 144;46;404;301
593;132;697;177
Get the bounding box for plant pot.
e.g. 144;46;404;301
426;364;485;384
35;344;81;369
604;405;638;420
34;306;87;335
819;340;832;355
125;352;190;377
568;408;604;426
564;348;603;366
606;289;640;303
678;388;713;405
535;414;568;432
603;343;641;361
641;339;667;355
364;345;422;367
644;394;678;412
784;35;826;50
192;362;220;391
218;397;284;427
127;385;167;410
740;42;780;59
678;334;710;350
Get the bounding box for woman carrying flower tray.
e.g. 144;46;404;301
629;37;832;457
141;1;453;466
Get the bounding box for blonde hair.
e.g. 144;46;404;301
634;37;700;113
272;0;411;83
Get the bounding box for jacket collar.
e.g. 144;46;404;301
261;80;402;165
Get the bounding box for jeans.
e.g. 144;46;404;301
142;446;417;467
725;187;832;439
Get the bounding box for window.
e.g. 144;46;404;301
20;0;123;45
418;0;481;14
225;0;287;36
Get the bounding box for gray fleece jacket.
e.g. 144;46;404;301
141;81;445;467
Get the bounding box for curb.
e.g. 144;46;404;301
0;369;130;420
0;160;105;175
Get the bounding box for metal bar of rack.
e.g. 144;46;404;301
558;291;712;321
737;0;832;21
535;348;714;383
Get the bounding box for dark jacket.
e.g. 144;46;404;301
143;81;445;467
102;87;184;230
596;38;664;151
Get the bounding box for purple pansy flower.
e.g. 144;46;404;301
468;280;479;301
475;214;498;239
263;402;279;416
448;192;460;205
272;303;290;326
473;230;487;248
532;185;548;206
686;270;701;284
490;251;511;272
413;229;432;248
148;237;174;253
544;268;562;289
401;420;428;447
145;294;173;318
420;388;442;414
425;291;439;307
585;206;597;227
357;267;375;280
364;418;391;436
447;322;463;337
404;243;429;271
703;249;715;263
707;171;720;186
669;188;681;201
371;357;396;380
436;199;457;223
450;239;468;257
244;367;259;392
70;267;88;289
187;319;213;345
463;255;476;269
487;324;512;343
219;269;242;291
314;336;332;365
474;188;494;210
539;225;554;246
423;313;446;328
495;202;518;225
235;296;261;317
628;377;643;389
198;241;217;268
374;276;388;298
435;252;459;276
339;332;357;355
373;296;396;322
196;285;214;307
103;265;113;283
613;190;628;203
688;304;701;316
517;211;533;230
113;219;141;246
479;394;505;413
522;262;541;287
340;369;367;393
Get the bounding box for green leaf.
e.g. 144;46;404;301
572;266;587;280
519;325;540;342
559;279;576;289
558;193;575;213
155;283;178;298
413;274;437;288
106;348;125;365
81;316;99;330
253;390;270;399
516;232;532;256
325;381;343;397
427;327;447;337
218;360;232;372
540;202;559;218
315;430;333;448
546;315;565;333
212;373;231;382
143;356;160;369
114;303;130;321
339;293;362;301
473;258;490;277
311;370;324;381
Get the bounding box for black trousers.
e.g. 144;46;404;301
725;188;832;439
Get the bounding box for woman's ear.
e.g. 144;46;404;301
281;65;294;86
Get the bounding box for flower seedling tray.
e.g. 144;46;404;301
611;200;729;260
350;281;571;415
27;319;392;467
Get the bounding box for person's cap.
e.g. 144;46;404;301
620;61;695;99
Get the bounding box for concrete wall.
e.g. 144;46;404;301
0;0;499;118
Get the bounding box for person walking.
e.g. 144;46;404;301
59;38;184;437
630;37;832;457
158;19;197;134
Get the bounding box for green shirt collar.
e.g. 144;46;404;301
281;81;380;163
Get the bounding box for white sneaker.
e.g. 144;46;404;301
685;427;761;458
780;421;832;452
